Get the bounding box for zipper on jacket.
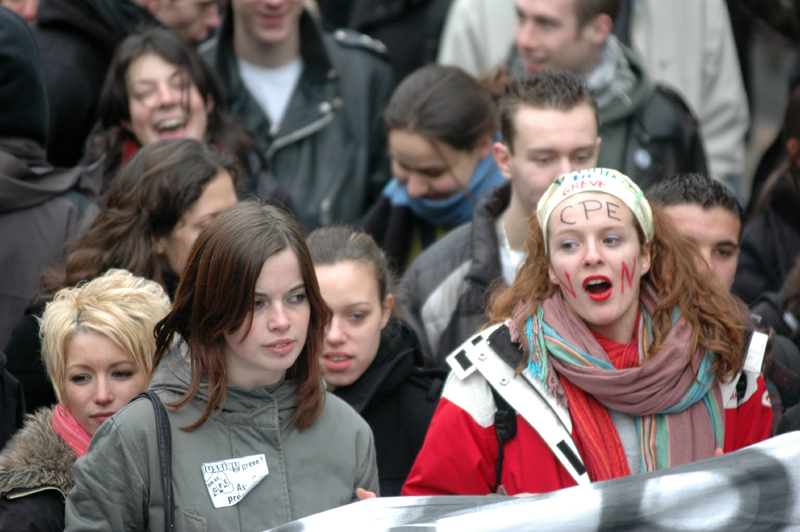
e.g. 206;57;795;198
6;485;66;500
266;112;335;158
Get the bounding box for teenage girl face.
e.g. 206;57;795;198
315;261;393;390
388;129;493;200
64;332;149;436
154;171;238;276
547;192;651;344
124;52;211;147
223;249;311;388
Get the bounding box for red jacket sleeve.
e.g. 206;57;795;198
402;397;577;496
724;374;772;453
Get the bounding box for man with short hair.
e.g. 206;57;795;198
34;0;221;167
399;69;600;369
202;0;395;229
648;173;794;439
510;0;707;190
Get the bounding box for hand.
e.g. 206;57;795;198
715;447;723;457
356;488;376;500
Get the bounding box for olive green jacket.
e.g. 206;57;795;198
65;344;378;532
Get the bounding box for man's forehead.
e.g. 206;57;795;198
663;203;741;242
513;104;598;142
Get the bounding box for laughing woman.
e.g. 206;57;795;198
403;168;770;496
65;203;377;532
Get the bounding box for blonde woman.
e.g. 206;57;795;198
0;270;170;531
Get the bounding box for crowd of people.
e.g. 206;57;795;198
1;0;800;530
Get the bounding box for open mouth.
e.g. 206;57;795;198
323;352;353;372
154;117;188;136
583;276;612;301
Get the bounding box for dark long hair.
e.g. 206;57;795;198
40;139;239;296
154;201;330;431
86;27;256;183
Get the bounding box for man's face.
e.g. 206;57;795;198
662;203;741;292
150;0;220;44
494;103;600;216
231;0;304;48
515;0;601;74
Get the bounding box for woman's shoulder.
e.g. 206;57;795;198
318;392;372;432
0;407;75;495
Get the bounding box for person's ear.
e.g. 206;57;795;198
494;142;513;180
142;0;162;16
380;294;394;330
639;240;652;276
474;134;494;159
583;13;613;47
154;235;167;256
787;138;800;168
548;264;560;286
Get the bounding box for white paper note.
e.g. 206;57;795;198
202;454;268;508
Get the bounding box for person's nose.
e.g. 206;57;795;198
268;304;291;332
515;20;538;53
404;174;430;198
582;239;605;267
326;316;346;346
93;377;114;406
156;82;179;108
204;4;221;32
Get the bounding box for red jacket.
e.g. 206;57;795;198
403;371;772;496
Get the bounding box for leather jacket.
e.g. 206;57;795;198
202;9;394;229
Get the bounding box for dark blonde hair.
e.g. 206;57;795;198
154;202;330;431
488;202;744;380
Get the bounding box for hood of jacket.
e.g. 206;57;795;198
36;0;160;50
767;168;800;235
0;407;76;496
332;318;423;413
0;138;102;214
149;341;301;428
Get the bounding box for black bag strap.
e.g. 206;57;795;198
136;391;174;532
489;386;517;493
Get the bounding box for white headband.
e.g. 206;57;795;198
537;168;654;248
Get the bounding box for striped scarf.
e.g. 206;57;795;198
521;289;724;482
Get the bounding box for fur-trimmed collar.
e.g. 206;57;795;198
0;407;76;496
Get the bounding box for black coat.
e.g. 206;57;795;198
33;0;160;167
734;169;800;305
332;319;445;495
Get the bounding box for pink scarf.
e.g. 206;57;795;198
52;404;92;457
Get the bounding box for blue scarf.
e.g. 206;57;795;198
381;154;505;226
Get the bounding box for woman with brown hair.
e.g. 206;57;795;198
403;168;769;496
84;27;296;215
4;139;238;413
64;202;378;532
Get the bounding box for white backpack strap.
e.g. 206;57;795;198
719;330;768;408
446;323;590;486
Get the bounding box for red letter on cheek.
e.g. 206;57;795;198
620;257;637;294
559;272;577;298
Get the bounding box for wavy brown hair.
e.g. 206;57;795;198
154;201;330;431
488;202;744;381
40;139;239;297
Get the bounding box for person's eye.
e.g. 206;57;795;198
288;292;306;304
253;299;266;310
112;370;134;380
559;241;576;251
131;88;157;104
573;152;590;162
714;247;736;259
602;235;621;246
534;156;551;165
69;374;89;385
349;312;366;321
420;168;447;178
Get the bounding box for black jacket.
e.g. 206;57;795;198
332;319;445;495
201;9;394;229
33;0;160;166
322;0;453;82
398;183;509;369
734;169;800;305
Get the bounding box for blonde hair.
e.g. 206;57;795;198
39;269;171;404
